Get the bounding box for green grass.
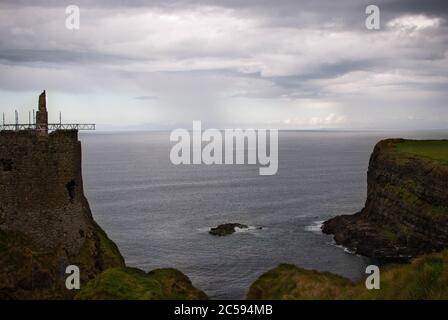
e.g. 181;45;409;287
247;249;448;300
0;224;125;299
382;226;399;242
1;227;207;300
247;264;355;300
75;267;208;300
394;140;448;164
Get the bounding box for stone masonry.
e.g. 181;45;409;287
0;92;93;255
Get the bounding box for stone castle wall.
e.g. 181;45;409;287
0;130;93;255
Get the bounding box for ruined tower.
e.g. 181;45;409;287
0;92;122;298
35;90;48;135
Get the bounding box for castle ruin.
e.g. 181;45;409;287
36;90;49;136
0;91;96;254
1;90;95;132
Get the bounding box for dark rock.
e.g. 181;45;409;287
209;223;249;236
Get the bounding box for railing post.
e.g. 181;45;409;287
15;110;18;131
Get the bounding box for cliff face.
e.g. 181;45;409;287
323;139;448;261
0;130;125;299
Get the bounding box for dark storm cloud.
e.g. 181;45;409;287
383;0;448;17
2;0;447;31
1;0;446;75
2;0;447;17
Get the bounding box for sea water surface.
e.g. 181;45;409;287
79;130;447;299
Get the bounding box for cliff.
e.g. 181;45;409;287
323;139;448;261
0;128;206;300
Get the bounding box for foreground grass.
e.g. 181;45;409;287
76;267;208;300
247;249;448;300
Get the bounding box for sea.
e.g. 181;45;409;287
79;130;448;299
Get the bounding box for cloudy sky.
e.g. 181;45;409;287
0;0;447;130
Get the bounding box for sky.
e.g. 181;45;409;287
0;0;447;130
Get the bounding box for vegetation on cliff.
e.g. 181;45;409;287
0;223;124;299
0;221;207;300
76;267;208;300
247;249;448;300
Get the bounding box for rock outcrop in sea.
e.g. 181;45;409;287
209;223;249;236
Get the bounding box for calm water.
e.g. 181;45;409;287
79;130;447;299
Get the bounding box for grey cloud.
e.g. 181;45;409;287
269;60;377;86
0;48;134;64
134;95;158;100
2;0;447;19
0;0;447;129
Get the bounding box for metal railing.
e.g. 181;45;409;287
0;123;96;131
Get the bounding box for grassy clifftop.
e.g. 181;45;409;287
247;249;448;300
394;140;448;164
